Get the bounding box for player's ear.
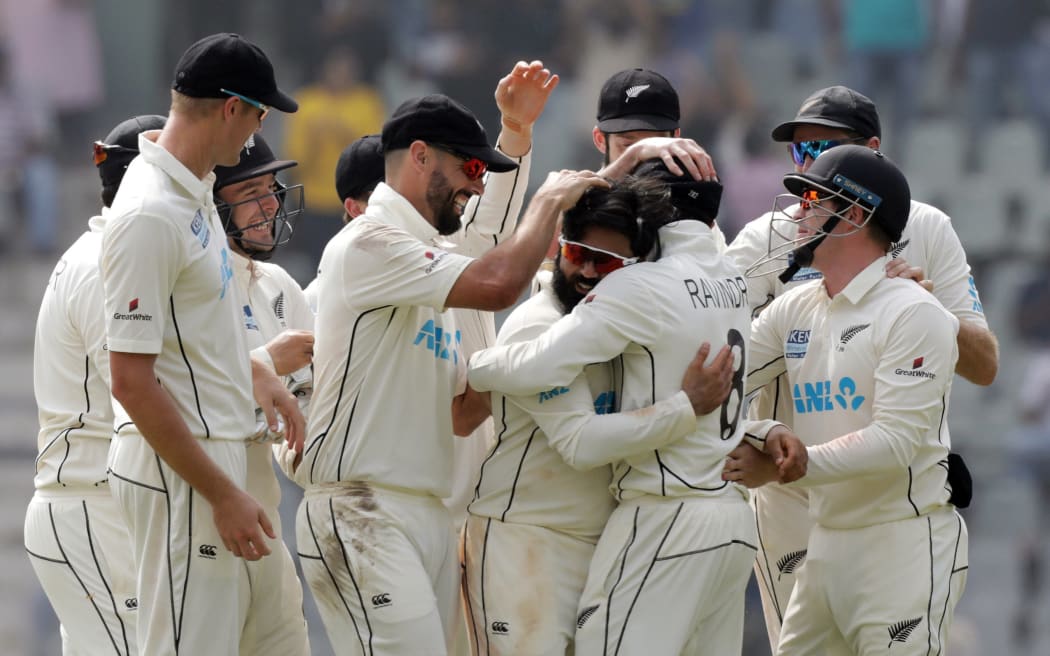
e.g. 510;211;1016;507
592;126;607;155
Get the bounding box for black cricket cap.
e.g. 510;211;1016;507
172;33;298;113
335;135;384;202
771;86;880;142
95;114;167;187
783;145;910;242
381;94;517;172
213;133;296;191
596;68;680;133
633;158;722;223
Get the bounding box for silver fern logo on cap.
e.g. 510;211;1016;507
624;84;650;102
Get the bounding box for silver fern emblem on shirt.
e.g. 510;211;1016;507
577;604;600;628
776;550;806;580
624;84;650;102
840;323;871;344
887;617;922;646
272;291;286;323
890;239;910;259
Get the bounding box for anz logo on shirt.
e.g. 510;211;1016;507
967;275;984;314
413;319;462;364
792;376;866;414
218;247;233;300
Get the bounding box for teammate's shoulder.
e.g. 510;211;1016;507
496;291;561;345
254;260;301;288
765;277;821;310
907;199;952;226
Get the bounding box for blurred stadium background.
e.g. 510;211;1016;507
2;1;1049;654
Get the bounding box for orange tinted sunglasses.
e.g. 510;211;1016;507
558;237;638;274
430;143;488;181
93;141;138;166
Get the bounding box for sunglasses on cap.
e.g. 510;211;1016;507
220;88;270;121
788;138;865;166
429;143;488;181
558;237;639;274
93;141;139;166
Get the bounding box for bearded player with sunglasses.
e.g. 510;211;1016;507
291;72;613;650
723;86;998;651
469;157;798;655
462;175;735;655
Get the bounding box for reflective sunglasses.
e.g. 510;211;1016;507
220;88;270;121
788;138;864;166
429;143;488;181
799;189;823;210
558;237;638;274
93;141;138;166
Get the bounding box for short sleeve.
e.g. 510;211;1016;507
101;212;184;354
342;222;474;311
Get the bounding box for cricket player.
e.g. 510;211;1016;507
463;174;736;655
25;114;165;656
100;34;304;656
724;85;996;650
468;158;775;655
737;145;968;654
293;79;594;653
212;133;312;655
302;62;550;529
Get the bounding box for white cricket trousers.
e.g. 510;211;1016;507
25;488;137;655
296;482;460;655
240;440;310;656
461;515;595;655
108;434;250;656
750;482;813;651
575;493;757;656
777;507;969;655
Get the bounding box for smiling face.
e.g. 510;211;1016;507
551;225;635;311
219;173;280;254
424;145;486;235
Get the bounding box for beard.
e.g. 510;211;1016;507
426;169;463;236
551;253;599;313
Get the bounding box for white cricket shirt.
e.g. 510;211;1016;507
469;220;751;501
747;256;959;529
100;134;254;441
297;182;474;496
469;285;698;541
33;212;116;489
440;147;530;519
727;200;988;502
230;250;314;508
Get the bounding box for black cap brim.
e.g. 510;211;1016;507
771;118;858;142
453;143;518;173
216;158;297;190
257;88;298;113
597;115;679;134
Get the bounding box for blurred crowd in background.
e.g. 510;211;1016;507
4;0;1050;652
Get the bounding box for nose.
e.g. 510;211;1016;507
467;176;485;197
580;260;598;278
259;194;279;216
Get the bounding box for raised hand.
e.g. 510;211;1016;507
495;60;560;135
